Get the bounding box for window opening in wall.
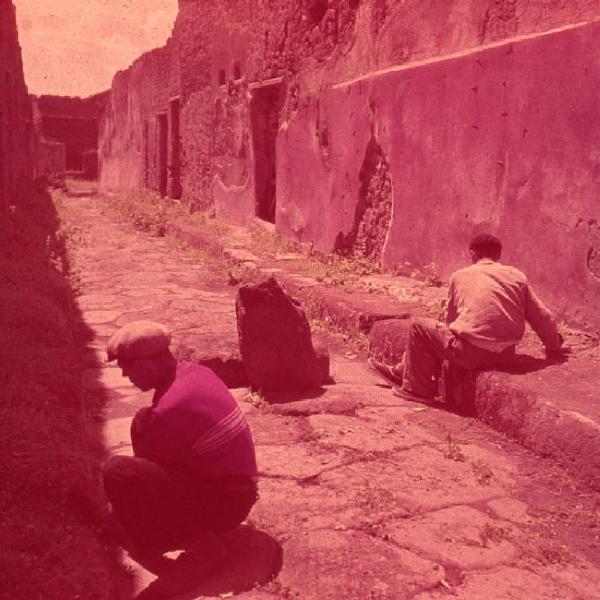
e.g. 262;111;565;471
157;113;168;198
218;68;226;86
169;98;182;199
233;61;242;80
250;82;284;224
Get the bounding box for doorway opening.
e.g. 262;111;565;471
169;98;182;199
250;82;284;224
157;113;168;198
143;120;149;188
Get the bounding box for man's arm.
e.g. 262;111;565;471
524;284;563;354
445;277;458;325
130;406;186;463
130;407;153;457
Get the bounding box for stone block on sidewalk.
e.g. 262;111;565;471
236;277;329;391
281;276;413;336
369;318;410;364
197;354;249;389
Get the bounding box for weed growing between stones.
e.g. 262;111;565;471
300;428;323;443
355;480;395;511
100;189;227;239
250;221;384;288
512;523;575;566
166;234;255;288
98;188;167;235
393;260;443;287
471;459;495;486
260;578;301;599
245;388;267;409
443;432;467;462
248;222;300;257
308;314;370;356
478;522;512;548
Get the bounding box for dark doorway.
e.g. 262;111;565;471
157;113;168;198
0;112;5;203
143;119;149;188
169;98;182;199
250;83;284;224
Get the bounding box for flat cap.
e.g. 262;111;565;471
107;321;171;362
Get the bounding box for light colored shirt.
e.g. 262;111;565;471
446;259;561;352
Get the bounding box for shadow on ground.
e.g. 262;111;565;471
136;526;282;599
262;386;328;404
0;186;134;599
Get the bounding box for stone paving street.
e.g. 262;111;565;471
62;194;600;599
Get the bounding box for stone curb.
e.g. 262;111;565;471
475;371;600;490
164;217;600;490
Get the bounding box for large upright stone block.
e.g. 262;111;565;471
235;277;329;391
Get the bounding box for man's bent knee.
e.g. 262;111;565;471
102;455;163;496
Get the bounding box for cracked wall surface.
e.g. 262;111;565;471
0;0;34;209
98;0;600;329
335;136;393;265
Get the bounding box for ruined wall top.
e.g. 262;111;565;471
35;92;109;120
0;1;34;206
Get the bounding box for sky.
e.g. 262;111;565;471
14;0;179;97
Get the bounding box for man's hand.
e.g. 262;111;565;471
130;407;153;455
545;334;571;362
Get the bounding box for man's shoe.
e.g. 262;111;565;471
392;386;443;407
368;358;404;386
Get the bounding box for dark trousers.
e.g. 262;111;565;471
402;317;515;399
103;455;258;556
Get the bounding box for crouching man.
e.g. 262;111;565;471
102;321;258;593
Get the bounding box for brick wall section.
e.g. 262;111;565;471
98;0;600;329
35;93;108;174
0;0;34;209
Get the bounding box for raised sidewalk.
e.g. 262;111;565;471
168;219;600;491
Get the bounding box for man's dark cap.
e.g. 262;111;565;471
469;234;502;254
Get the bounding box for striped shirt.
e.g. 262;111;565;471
131;363;257;478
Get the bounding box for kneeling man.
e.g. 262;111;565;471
102;321;257;586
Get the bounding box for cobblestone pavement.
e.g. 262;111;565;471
62;195;600;599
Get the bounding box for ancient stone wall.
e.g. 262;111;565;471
280;20;600;330
35;93;107;175
99;0;600;328
0;0;34;209
99;40;180;193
